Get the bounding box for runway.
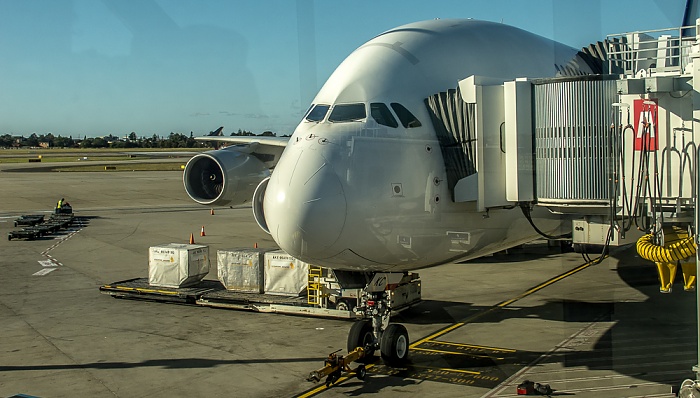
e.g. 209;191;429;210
0;164;696;397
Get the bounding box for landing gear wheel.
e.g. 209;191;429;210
380;324;409;366
347;320;375;362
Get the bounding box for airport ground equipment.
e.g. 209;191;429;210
100;278;221;304
103;246;420;319
100;272;420;320
8;213;75;241
306;348;367;387
13;215;44;227
55;203;72;215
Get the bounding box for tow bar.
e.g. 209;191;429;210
307;347;368;387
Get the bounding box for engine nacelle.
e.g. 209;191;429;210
252;176;270;234
183;149;270;206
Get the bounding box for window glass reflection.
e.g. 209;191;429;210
391;103;422;128
328;103;366;122
370;103;398;128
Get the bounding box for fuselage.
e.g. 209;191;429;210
261;19;589;272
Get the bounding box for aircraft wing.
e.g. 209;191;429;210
195;135;290;147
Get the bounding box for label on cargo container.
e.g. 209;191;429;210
151;248;176;262
269;259;295;269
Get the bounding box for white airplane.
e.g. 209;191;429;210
183;19;595;367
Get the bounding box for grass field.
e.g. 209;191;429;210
50;163;185;172
0;148;197;171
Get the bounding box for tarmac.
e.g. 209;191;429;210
0;160;697;398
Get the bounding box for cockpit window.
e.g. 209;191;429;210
328;103;366;122
370;103;398;128
302;104;314;120
390;103;422;128
306;104;330;122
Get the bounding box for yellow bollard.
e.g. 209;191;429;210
655;261;677;293
681;259;697;292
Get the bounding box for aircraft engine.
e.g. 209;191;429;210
252;176;270;234
183;149;270;206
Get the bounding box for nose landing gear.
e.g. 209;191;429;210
306;272;412;387
348;273;411;366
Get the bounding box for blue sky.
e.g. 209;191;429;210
0;0;687;137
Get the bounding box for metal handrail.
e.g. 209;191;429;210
606;24;697;76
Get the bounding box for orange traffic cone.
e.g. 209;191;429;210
189;233;195;244
254;242;258;249
200;225;206;237
210;208;215;215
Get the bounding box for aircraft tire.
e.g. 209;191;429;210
347;320;375;362
380;323;409;366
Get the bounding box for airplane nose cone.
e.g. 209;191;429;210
264;147;347;260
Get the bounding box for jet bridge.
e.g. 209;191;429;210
436;20;700;246
431;19;700;380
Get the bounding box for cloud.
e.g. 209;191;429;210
244;113;270;119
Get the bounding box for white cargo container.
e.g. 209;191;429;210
217;248;270;293
264;250;309;296
148;243;210;288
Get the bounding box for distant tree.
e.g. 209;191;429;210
43;133;55;146
0;134;13;148
92;137;108;148
150;134;159;148
54;135;74;148
128;132;138;141
24;133;39;147
260;131;276;137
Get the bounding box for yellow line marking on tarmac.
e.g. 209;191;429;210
411;346;504;360
496;258;605;308
295;256;604;397
425;340;516;353
411;365;481;375
410;322;466;347
296;364;377;398
297;383;334;398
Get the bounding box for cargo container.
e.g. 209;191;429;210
217;248;270;293
148;243;209;288
264;250;309;296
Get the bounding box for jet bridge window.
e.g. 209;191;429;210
370;103;399;128
306;104;330;122
328;103;366;122
391;103;422;128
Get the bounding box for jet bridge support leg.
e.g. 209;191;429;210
347;272;410;367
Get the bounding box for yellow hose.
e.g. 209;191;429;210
636;232;696;263
636;227;697;292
